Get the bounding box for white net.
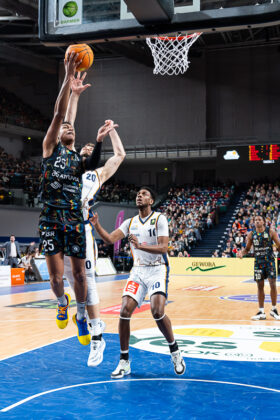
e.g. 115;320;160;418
146;33;201;76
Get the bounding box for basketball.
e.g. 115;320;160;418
65;44;94;72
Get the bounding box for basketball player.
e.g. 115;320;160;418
63;72;126;366
91;187;186;378
238;214;280;320
39;52;115;345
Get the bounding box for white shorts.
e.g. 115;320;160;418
64;223;99;306
123;265;170;307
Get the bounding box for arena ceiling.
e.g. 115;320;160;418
1;0;280;73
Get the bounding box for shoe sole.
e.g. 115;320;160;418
111;368;131;379
251;317;266;320
270;312;280;320
56;293;71;329
174;360;186;376
87;340;106;367
72;314;91;346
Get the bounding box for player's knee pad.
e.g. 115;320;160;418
86;275;99;306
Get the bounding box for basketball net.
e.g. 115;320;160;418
146;33;201;76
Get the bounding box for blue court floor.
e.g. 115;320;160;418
1;332;280;420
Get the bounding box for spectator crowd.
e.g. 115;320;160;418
159;185;234;257
0;87;49;131
218;183;280;258
0;146;40;205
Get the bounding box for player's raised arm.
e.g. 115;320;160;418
90;213;125;244
237;231;253;258
83;121;118;172
65;72;91;127
97;121;126;184
43;52;80;158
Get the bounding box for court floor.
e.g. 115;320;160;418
1;273;280;419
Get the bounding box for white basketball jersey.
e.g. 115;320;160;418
81;170;101;221
119;211;169;267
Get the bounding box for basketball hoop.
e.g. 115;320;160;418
146;33;202;76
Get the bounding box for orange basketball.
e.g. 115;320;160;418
65;44;94;72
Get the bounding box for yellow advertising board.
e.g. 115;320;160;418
169;257;276;277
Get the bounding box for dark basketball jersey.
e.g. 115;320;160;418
252;227;274;261
39;143;84;209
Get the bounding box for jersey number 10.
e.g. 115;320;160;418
148;228;156;237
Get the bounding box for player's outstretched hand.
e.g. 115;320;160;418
89;212;99;226
128;234;140;249
71;72;91;95
96;120;119;143
64;51;82;79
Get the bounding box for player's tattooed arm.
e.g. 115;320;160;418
65;72;91;127
90;213;125;244
128;234;169;254
43;52;81;158
98;121;126;184
238;231;253;258
270;228;280;252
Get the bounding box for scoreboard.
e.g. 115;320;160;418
249;144;280;162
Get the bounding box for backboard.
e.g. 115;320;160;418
39;0;280;45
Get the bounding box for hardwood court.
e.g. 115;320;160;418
1;273;280;418
0;273;279;360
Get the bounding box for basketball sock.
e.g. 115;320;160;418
76;302;86;320
259;308;264;313
120;350;129;361
272;305;277;310
168;341;179;353
89;318;102;337
57;294;67;307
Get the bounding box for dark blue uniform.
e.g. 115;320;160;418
252;227;276;281
39;143;86;259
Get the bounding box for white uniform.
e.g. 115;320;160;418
64;170;101;306
119;211;170;307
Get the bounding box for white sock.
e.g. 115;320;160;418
259;308;264;313
77;301;86;320
57;294;67;307
89;318;102;336
272;306;277;310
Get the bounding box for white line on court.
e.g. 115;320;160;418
1;378;280;412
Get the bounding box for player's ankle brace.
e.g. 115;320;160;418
169;341;179;353
120;350;129;361
154;314;166;322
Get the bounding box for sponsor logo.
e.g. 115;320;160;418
63;1;78;18
130;324;280;361
223;150;240;160
125;281;140;295
181;285;222;291
72;245;80;253
186;262;226;273
150;219;156;225
220;295;280;303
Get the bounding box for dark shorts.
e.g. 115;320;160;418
254;259;276;282
39;207;86;259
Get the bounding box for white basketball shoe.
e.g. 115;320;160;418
171;350;186;375
251;311;266;320
87;338;106;367
111;360;131;379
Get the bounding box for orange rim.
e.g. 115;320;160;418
153;33;201;41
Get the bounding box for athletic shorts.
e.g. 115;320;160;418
64;223;99;305
123;265;170;307
39;206;86;259
254;259;276;282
